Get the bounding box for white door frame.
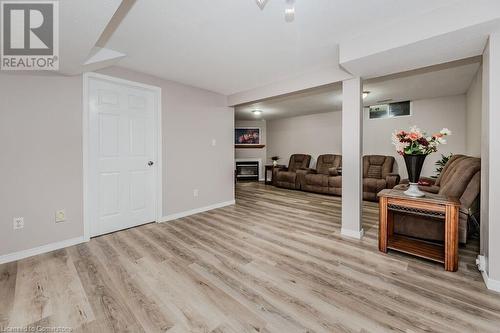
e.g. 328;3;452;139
83;72;162;240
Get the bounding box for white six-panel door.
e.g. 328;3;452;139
86;74;161;237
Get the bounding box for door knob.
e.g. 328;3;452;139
148;161;154;166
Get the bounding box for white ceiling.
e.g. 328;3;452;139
104;0;463;95
58;0;122;74
235;58;480;120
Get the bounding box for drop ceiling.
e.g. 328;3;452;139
235;58;481;120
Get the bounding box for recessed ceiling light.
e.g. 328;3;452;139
363;91;370;99
252;110;263;115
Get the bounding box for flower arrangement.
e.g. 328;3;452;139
392;126;451;155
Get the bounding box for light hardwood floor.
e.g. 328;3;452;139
1;182;499;332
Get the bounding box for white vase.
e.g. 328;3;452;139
404;183;425;197
272;160;278;167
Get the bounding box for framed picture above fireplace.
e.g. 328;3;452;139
235;127;265;148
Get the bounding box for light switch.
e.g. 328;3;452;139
55;209;66;223
13;217;24;230
211;139;217;146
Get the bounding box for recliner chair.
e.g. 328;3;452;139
363;155;400;201
393;154;481;244
297;154;342;195
273;154;311;189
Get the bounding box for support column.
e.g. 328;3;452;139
480;32;500;292
341;77;364;239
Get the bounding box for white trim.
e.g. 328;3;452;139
477;255;500;293
0;237;85;265
83;72;162;239
341;228;365;239
160;200;236;222
476;254;486;272
481;270;500;293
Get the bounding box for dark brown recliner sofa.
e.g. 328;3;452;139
297;154;343;195
296;154;399;200
273;154;312;189
393;154;481;244
363;155;401;201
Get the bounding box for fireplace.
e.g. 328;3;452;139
236;161;259;181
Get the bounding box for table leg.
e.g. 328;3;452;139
388;209;394;237
445;204;459;272
379;197;388;253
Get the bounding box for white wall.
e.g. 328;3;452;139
0;67;234;258
481;41;490;277
266;95;467;179
363;95;467;179
466;67;482;157
0;73;84;257
266;111;342;168
481;32;500;287
98;67;235;217
234;120;267;179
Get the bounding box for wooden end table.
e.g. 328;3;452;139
264;164;286;185
378;189;460;271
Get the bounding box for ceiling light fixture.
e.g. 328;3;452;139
285;0;295;22
252;109;263;115
363;91;370;99
256;0;296;23
255;0;269;10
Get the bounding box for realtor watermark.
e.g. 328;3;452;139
0;0;59;70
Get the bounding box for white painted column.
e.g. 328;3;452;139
341;77;364;239
480;32;500;292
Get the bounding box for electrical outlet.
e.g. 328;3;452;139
55;209;66;223
13;217;24;230
193;189;199;197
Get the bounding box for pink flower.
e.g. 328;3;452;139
409;132;420;141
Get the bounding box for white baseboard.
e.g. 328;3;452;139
0;236;86;265
476;255;500;292
341;228;365;239
481;270;500;293
160;200;236;222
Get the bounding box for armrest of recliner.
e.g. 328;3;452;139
386;173;401;189
272;166;287;185
400;177;436;186
328;167;340;176
397;177;440;193
298;168;316;174
296;168;314;189
274;166;287;173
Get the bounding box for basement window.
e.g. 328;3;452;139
368;101;411;119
